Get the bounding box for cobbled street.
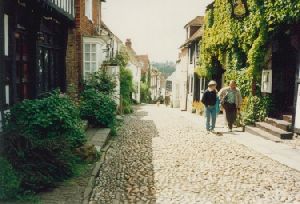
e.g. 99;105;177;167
89;105;300;204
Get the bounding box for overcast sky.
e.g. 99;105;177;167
102;0;213;63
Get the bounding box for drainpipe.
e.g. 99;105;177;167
185;47;189;111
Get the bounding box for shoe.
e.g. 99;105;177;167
228;128;233;132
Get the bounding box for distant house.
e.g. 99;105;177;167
171;59;181;108
178;16;204;111
136;55;151;84
125;39;142;103
0;0;75;131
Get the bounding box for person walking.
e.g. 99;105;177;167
165;91;171;107
219;80;242;132
201;80;218;132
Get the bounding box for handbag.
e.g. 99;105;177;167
220;91;229;106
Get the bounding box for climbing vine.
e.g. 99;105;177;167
197;0;300;123
198;0;300;86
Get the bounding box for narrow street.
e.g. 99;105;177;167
90;105;300;204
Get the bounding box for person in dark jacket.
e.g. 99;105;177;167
201;80;218;132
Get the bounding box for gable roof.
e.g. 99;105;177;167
184;16;204;28
180;27;204;48
137;55;150;74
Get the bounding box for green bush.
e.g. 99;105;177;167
3;91;86;191
80;88;117;127
84;69;116;95
140;82;151;103
0;157;21;200
122;98;133;114
241;95;272;125
120;68;134;114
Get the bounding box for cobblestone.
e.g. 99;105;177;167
90;105;300;204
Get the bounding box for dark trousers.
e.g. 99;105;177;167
224;103;237;129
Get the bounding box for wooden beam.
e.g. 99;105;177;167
0;1;5;113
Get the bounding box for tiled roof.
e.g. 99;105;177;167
137;55;150;74
180;27;203;48
184;16;204;28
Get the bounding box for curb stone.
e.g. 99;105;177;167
83;136;114;204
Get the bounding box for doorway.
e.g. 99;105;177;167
211;57;225;91
271;25;300;118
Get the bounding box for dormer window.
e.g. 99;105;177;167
85;0;93;21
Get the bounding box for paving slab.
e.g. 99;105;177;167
38;127;111;204
231;132;300;171
177;107;300;172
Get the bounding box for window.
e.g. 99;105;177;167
85;0;93;21
83;43;97;80
189;46;195;64
190;75;194;94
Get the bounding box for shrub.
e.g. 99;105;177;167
84;69;116;95
241;95;272;125
120;68;134;114
80;88;117;127
3;91;86;191
140;82;151;103
0;157;21;200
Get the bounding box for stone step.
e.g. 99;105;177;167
283;115;293;123
255;122;293;140
245;126;283;143
265;117;292;131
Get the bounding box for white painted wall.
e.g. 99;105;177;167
128;62;141;103
179;52;189;111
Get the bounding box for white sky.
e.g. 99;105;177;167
102;0;213;62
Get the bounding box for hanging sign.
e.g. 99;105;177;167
231;0;249;18
261;70;272;93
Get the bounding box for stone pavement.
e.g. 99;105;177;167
89;105;300;204
178;108;300;172
38;128;111;204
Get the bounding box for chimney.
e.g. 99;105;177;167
125;39;132;49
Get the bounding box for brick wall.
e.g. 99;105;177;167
66;0;101;93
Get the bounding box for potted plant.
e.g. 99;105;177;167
192;101;197;113
195;101;205;115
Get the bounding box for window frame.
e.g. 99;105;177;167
83;37;105;80
83;43;98;80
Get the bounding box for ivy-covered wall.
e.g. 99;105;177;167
198;0;300;124
198;0;300;96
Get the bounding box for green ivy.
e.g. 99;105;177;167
198;0;300;94
108;49;135;114
197;0;300;122
241;95;272;125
